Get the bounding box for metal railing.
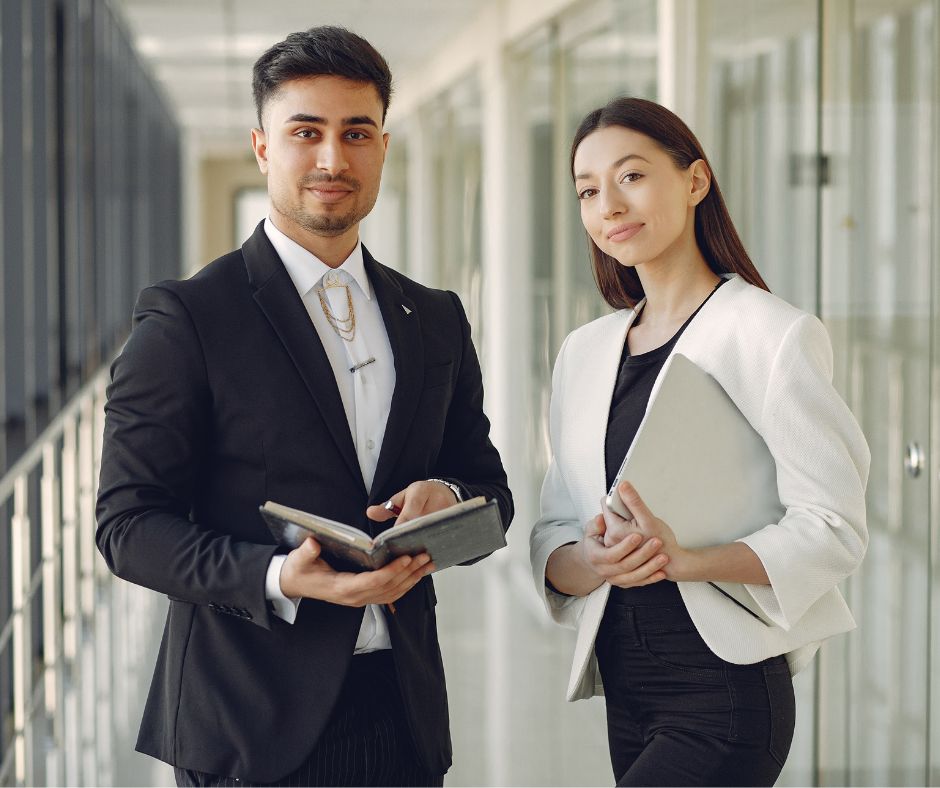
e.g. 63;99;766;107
0;368;166;787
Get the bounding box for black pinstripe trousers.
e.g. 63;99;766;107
174;650;444;787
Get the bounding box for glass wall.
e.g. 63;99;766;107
0;0;181;781
823;1;936;784
705;0;820;313
700;4;821;782
0;0;181;480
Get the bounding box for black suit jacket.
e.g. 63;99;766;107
95;223;513;782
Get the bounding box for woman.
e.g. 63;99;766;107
529;97;869;786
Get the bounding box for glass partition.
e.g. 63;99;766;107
824;1;936;784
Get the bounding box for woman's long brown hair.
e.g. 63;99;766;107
570;97;769;310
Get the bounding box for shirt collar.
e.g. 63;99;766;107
263;217;373;301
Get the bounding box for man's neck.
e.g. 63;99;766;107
269;215;359;268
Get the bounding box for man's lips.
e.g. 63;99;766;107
606;223;643;242
306;185;353;204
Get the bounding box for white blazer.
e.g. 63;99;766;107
530;275;870;702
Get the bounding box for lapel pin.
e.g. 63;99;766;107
402;305;412;315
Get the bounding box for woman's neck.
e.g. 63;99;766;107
634;252;721;329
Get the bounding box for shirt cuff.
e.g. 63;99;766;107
265;554;300;625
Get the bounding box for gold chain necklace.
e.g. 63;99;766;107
316;283;356;342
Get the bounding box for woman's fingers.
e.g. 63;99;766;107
617;481;655;527
584;514;606;540
608;554;670;588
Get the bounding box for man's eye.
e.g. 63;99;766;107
346;131;368;141
296;129;316;139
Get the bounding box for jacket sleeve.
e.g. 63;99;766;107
738;313;870;629
529;333;588;628
95;285;279;629
433;292;513;541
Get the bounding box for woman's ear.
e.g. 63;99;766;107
689;159;711;206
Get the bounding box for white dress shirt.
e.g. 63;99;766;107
262;218;396;653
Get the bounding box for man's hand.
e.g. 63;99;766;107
279;537;434;606
366;480;460;526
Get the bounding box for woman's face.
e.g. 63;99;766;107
573;126;704;270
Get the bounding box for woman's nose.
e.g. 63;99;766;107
599;189;626;219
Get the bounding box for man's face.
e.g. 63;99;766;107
251;76;388;244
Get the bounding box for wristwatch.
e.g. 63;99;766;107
427;478;463;502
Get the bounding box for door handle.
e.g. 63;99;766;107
904;441;924;479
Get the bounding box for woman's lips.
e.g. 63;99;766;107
606;223;643;242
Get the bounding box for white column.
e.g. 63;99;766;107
657;0;710;134
404;113;436;285
478;2;526;784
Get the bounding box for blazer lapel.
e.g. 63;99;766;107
242;224;365;492
363;248;423;500
566;305;642;506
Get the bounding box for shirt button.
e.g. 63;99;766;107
366;439;375;450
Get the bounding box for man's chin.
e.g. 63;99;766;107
297;212;357;237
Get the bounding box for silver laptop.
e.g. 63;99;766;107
606;353;784;625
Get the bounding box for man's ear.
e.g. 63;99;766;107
250;127;269;174
689;159;711;206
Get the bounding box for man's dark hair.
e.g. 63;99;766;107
252;26;393;128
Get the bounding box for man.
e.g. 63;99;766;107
96;26;512;787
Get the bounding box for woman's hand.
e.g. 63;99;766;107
609;481;698;581
579;508;669;589
608;481;772;585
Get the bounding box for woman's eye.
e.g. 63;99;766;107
620;172;643;183
578;188;598;200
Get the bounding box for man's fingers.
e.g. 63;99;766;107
338;553;433;605
301;536;321;561
357;553;429;593
366;490;407;523
618;481;654;526
383;560;436;602
395;490;428;526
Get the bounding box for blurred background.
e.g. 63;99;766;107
0;0;938;784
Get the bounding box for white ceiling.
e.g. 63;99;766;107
110;0;483;150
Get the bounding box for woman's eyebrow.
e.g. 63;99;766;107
574;153;650;180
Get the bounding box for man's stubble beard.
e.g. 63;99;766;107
272;183;378;239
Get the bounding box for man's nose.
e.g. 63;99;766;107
316;137;348;175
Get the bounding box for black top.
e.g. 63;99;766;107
605;280;725;604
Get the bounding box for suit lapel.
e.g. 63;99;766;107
242;224;365;492
363;248;423;500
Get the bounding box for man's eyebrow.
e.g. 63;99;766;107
574;153;650;181
343;115;378;128
283;113;378;129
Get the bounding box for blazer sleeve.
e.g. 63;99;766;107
529;334;588;628
95;285;279;629
738;313;870;630
433;291;513;536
